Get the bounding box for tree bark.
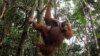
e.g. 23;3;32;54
16;3;35;56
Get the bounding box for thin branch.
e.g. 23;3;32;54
0;4;6;20
0;0;9;21
13;5;31;12
36;0;52;14
16;3;35;56
36;5;47;14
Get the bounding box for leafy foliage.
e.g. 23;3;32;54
0;0;100;56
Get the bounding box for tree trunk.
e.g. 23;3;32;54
16;16;29;56
37;0;44;23
16;4;35;56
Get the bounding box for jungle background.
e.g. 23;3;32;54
0;0;100;56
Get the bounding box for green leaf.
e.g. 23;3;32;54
96;33;100;38
77;14;86;27
72;12;86;27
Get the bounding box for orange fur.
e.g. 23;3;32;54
44;1;58;26
31;21;64;55
30;20;73;55
29;1;73;56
